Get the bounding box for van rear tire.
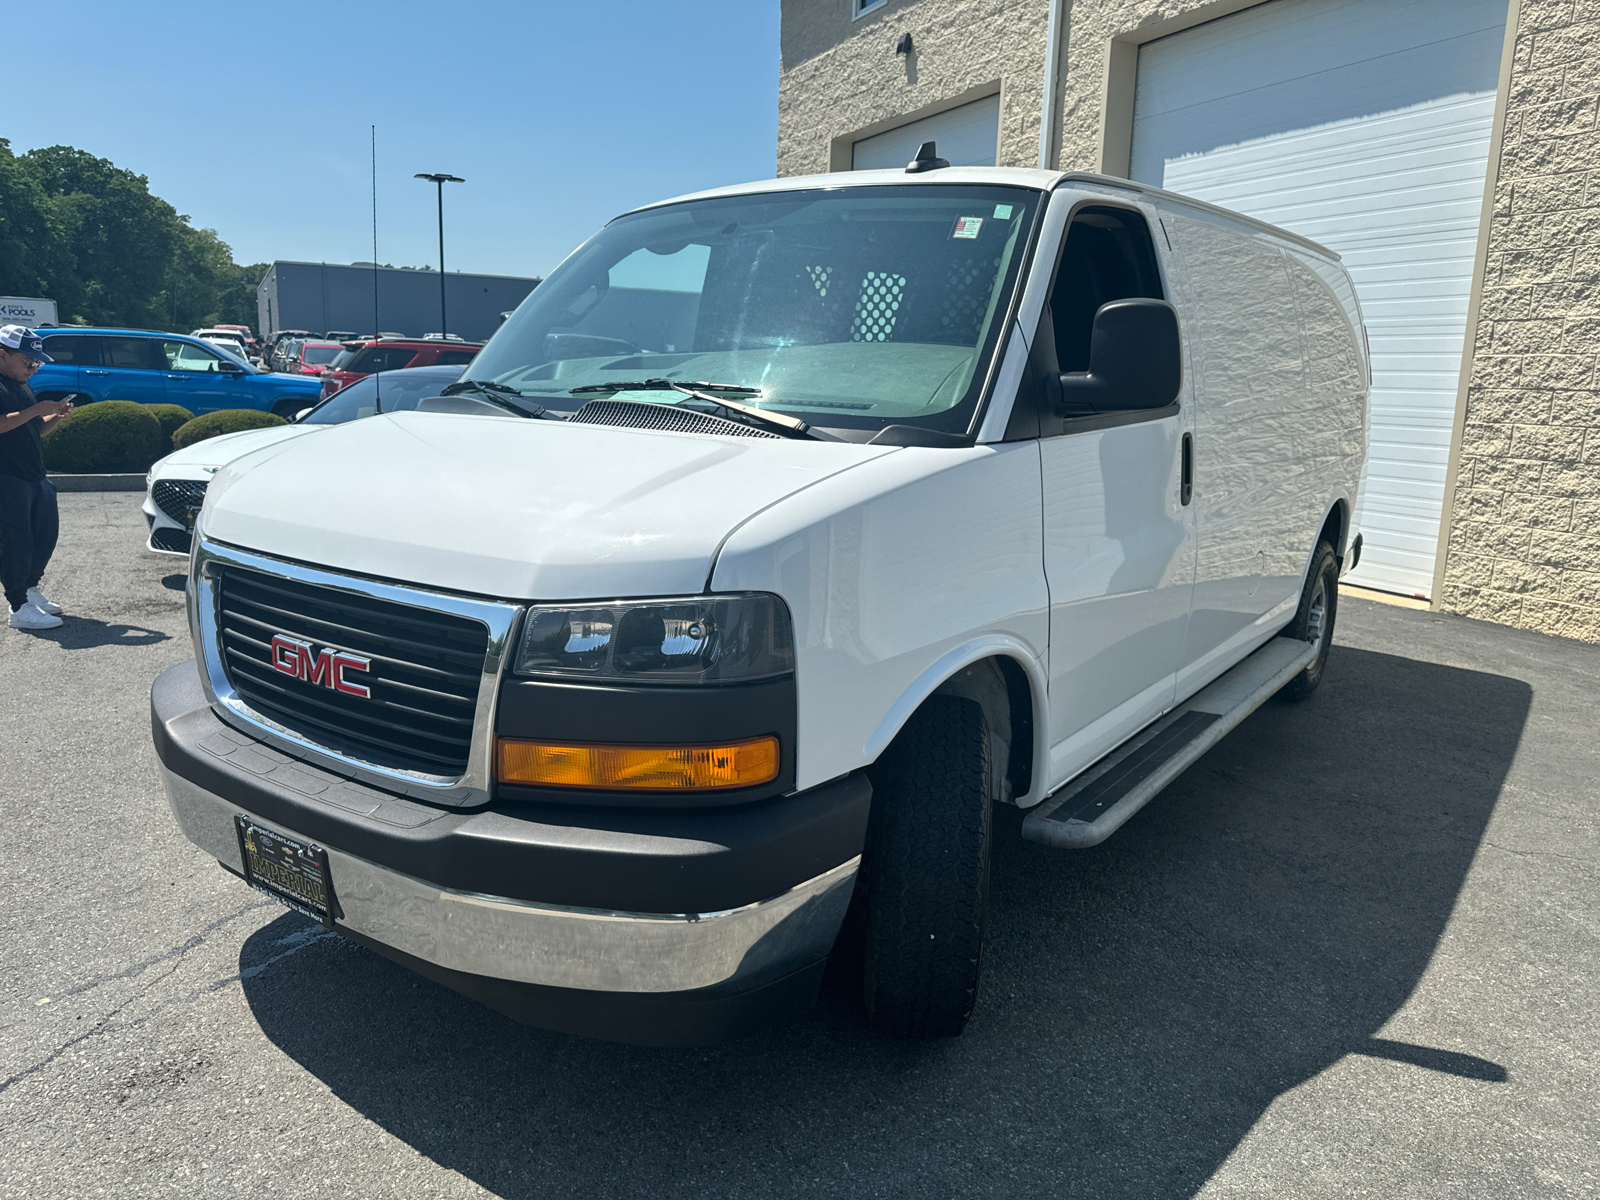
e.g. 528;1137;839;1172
862;694;991;1039
1280;540;1338;701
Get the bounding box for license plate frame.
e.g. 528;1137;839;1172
234;815;338;928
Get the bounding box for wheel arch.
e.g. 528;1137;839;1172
1294;495;1352;601
862;637;1048;808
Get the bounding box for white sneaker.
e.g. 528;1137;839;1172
9;602;63;631
26;587;62;616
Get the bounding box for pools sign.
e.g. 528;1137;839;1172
0;297;58;327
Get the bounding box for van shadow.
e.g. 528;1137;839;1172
240;645;1526;1198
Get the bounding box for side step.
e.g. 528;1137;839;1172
1020;636;1318;849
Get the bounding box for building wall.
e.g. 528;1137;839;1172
254;262;540;343
780;0;1600;644
1436;0;1600;644
778;0;1049;176
777;0;1270;177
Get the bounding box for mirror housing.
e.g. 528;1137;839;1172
218;360;245;375
1049;298;1182;416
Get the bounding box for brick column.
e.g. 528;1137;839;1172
1439;0;1600;643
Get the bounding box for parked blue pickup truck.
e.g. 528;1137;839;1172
29;328;322;417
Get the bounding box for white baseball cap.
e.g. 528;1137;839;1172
0;324;52;363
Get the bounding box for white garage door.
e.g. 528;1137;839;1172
1130;0;1506;598
852;94;1001;171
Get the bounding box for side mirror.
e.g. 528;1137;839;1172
218;360;245;374
1049;298;1182;416
294;408;313;422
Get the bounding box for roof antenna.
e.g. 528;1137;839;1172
906;141;950;173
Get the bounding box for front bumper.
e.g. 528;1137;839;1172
153;662;870;1043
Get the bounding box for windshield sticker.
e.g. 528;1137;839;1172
952;216;985;240
993;204;1014;219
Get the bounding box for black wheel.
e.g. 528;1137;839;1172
862;694;991;1039
271;398;306;420
1279;540;1338;701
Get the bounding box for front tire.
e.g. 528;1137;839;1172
1279;540;1338;701
863;695;992;1039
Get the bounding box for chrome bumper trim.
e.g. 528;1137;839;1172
189;537;522;809
160;765;859;995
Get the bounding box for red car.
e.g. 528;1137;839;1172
288;340;346;376
318;338;483;399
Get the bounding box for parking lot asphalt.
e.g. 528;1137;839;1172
1;492;1596;1199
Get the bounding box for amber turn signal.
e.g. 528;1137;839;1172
497;736;780;790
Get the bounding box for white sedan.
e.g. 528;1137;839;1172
143;365;467;556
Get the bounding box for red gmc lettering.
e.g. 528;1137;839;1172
303;647;336;689
332;653;371;698
271;634;308;678
269;634;371;698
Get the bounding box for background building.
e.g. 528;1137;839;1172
256;262;540;343
779;0;1599;642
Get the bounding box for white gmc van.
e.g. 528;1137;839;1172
153;160;1367;1045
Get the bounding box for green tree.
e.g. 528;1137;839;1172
0;140;264;334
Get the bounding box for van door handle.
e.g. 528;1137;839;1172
85;369;109;376
1181;432;1193;506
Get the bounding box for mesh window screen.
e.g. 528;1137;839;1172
851;271;907;342
939;255;1001;346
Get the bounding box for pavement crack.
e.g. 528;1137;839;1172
48;900;273;1005
1;955;187;1096
1477;838;1591;866
0;900;271;1097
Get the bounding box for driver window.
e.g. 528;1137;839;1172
1050;207;1165;372
163;340;224;372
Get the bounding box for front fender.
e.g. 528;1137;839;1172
710;441;1049;796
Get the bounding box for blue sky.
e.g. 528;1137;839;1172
8;0;779;280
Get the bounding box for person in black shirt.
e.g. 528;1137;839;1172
0;325;74;631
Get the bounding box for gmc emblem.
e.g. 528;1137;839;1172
270;635;372;699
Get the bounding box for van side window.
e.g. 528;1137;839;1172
1051;207;1164;372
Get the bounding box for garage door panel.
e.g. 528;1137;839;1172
1133;0;1506;598
851;95;1000;171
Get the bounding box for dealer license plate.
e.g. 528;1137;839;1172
235;816;337;927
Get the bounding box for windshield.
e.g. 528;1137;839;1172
301;344;341;365
466;184;1041;435
299;367;465;425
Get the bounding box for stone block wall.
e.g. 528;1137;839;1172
1438;0;1600;643
778;0;1049;178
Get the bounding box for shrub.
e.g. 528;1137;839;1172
42;400;164;473
146;404;196;453
170;408;286;451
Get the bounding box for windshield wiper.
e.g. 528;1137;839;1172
440;378;551;418
569;378;761;397
570;377;821;440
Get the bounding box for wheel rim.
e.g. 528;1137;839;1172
1306;575;1329;650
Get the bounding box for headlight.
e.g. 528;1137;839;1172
512;593;793;684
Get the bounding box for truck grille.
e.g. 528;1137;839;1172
215;566;489;777
153;479;208;529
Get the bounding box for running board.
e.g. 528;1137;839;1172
1021;637;1318;849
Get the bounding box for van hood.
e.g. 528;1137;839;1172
202;411;894;599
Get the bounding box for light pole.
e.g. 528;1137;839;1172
413;173;464;336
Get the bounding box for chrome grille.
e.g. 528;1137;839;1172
153;479;208;529
216;566;489;777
